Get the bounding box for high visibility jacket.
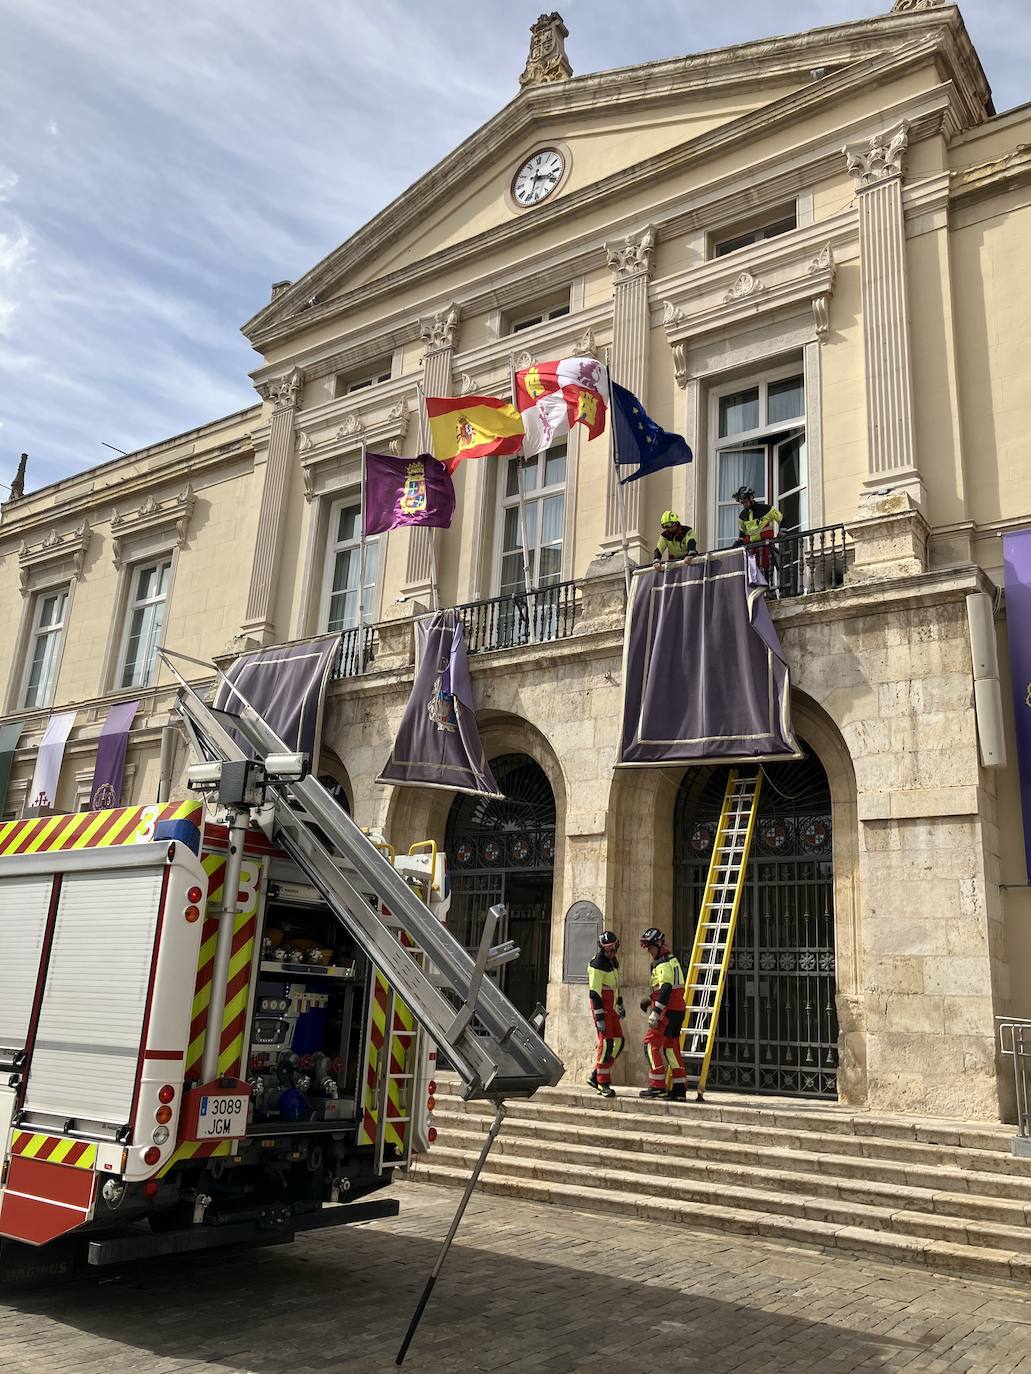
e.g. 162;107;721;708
739;502;782;543
588;953;620;1016
649;953;686;1014
654;525;697;561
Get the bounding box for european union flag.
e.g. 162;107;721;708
611;381;692;484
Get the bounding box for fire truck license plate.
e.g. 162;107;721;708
197;1094;248;1138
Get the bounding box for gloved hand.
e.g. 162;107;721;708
639;996;651;1013
647;1009;661;1030
616;1000;626;1020
594;1014;607;1035
652;560;661;570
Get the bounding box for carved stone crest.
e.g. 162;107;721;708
662;300;685;329
519;12;572;87
891;0;944;11
723;271;764;304
843;121;909;189
606;225;655;282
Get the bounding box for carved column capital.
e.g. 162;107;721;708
258;367;304;412
843;121;909;190
419;304;460;353
606;226;655;282
519;12;572;87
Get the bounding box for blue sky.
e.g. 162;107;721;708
0;1;1026;494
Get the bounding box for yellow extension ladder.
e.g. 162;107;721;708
680;767;763;1100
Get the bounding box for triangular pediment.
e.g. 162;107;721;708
244;5;988;352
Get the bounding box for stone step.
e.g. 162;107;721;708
424;1140;1031;1255
407;1159;1031;1284
430;1105;1031;1203
437;1090;1030;1178
437;1079;1016;1153
434;1121;1031;1224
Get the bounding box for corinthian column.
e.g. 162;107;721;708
843;121;924;506
404;305;459;600
241;367;303;644
603;226;654;559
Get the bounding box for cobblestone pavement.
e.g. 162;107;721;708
5;1181;1031;1374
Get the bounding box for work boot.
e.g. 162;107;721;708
586;1070;597;1090
595;1083;616;1099
638;1088;665;1099
666;1084;688;1103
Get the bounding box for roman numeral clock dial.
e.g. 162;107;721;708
512;149;565;207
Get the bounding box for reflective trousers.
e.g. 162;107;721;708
594;1023;624;1086
644;1010;686;1090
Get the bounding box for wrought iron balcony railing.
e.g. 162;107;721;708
754;523;850;600
331;624;377;680
456;579;580;656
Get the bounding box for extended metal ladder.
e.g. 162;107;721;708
160;650;563;1104
680;768;763;1100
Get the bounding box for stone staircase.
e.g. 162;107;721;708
408;1078;1031;1282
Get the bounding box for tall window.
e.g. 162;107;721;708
712;369;806;548
119;559;171;688
321;501;378;632
22;587;69;708
498;444;566;595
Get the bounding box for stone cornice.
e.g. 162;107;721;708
950;144;1031;207
18;520;91;592
110;485;196;567
244;31;975;352
296;393;413;500
450;300;613;393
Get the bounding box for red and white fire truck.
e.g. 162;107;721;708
0;662;562;1283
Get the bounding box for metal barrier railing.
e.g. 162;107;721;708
754;522;850;600
998;1017;1031;1141
455;579;580;656
331;625;378;680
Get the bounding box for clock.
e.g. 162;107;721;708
512;149;565;207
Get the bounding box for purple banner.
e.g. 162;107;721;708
213;635;340;774
1004;532;1031;884
377;610;502;798
89;700;139;809
27;709;76;813
617;548;801;767
364;451;455;537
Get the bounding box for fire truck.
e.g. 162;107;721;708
0;657;562;1282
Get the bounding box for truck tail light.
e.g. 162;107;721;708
143;1146;161;1166
155;1106;172;1125
427;1127;438;1143
187;886;204;903
427;1097;436;1112
144;1180;159;1198
428;1080;437;1094
184;905;201;923
158;1085;175;1104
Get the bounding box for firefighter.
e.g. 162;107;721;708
587;929;625;1097
652;510;697;569
638;928;688;1101
732;486;782;575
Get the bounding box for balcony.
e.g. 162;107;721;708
328;527;848;679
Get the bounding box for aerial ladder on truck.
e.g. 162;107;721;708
160;648;564;1362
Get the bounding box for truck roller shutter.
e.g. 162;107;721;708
0;876;55;1068
23;867;165;1126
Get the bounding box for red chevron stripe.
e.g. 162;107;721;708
84;807;131;849
39;811;94;851
6;818;51;856
64;1141;90;1167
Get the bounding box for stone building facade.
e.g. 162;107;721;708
1;2;1029;1120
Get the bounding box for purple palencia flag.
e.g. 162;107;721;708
364;451;456;537
213;635;341;775
27;709;77;814
89;699;139;809
617;547;802;767
1004;532;1031;884
377;610;502;798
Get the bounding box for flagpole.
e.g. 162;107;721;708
606;349;633;597
417;381;440;612
508;353;537;644
358;439;368;674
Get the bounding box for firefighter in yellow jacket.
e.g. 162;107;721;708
732;486;782;575
638;928;688;1102
587;930;625;1098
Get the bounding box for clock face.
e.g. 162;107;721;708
512;149;564;207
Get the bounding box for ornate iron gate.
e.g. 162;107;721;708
674;754;838;1098
445;754;555;1017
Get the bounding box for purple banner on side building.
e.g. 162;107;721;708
213;635;341;774
617;548;802;767
1004;531;1031;885
89;700;139;809
377;610;502;798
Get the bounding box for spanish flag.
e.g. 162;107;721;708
426;395;524;474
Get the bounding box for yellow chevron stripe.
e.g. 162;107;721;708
173;801;203;821
48;1137;76;1164
74;809;118;849
218;1033;243;1076
96;807;142;848
24;815;64;854
75;1144;97;1168
156;1137;231;1178
20;1133;50;1159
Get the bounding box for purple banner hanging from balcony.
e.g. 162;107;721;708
377;610;502;798
1004;531;1031;885
617;548;802;768
213;635;341;775
89;699;139;809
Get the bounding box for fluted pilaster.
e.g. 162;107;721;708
405;307;459;597
241;368;303;643
603;228;654;553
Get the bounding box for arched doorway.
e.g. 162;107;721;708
673;748;838;1099
445;753;555;1018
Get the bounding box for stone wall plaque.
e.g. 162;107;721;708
562;900;603;983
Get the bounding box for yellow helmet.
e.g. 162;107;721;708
661;510;679;527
